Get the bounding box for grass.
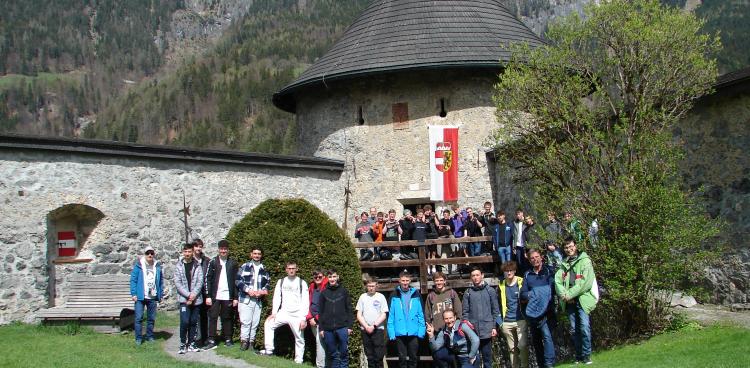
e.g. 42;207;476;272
557;325;750;368
0;72;82;90
215;345;313;368
0;312;211;368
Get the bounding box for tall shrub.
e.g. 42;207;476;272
226;198;362;366
491;0;721;339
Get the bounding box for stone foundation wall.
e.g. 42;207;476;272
0;148;344;323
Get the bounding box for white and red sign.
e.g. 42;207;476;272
57;231;77;257
429;126;459;201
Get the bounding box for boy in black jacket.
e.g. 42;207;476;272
317;269;353;368
203;239;239;349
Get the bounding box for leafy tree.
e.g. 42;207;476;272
226;198;363;367
491;0;721;338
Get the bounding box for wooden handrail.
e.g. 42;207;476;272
353;236;491;248
356;236;496;294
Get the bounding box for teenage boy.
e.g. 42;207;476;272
236;246;271;351
203;239;239;349
355;211;376;260
356;277;389;368
464;207;484;257
427;310;480;368
192;239;211;347
521;249;556;368
512;209;529;272
387;270;425;368
318;269;353;368
307;269;329;368
261;262;309;364
500;261;528;368
130;245;163;345
480;201;495;254
462;267;502;368
383;209;403;258
437;209;457;273
492;210;514;264
424;272;462;333
555;237;598;365
174;243;204;354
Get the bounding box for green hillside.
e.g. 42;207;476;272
0;0;747;154
85;0;370;153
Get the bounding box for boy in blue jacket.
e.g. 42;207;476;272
129;245;163;345
387;270;425;368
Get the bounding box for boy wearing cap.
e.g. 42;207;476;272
129;245;163;345
203;239;239;349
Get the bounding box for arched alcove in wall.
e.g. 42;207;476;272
45;204;105;307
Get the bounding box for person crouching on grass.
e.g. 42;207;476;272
317;269;353;368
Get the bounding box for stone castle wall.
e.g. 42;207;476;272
295;69;520;231
0;146;344;323
679;86;750;304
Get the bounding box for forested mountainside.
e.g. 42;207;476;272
0;0;747;154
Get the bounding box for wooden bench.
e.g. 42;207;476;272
38;274;135;333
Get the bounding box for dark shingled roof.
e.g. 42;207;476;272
273;0;544;112
0;134;344;171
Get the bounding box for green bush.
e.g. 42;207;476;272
226;198;363;367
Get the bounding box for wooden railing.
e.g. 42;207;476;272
354;236;495;293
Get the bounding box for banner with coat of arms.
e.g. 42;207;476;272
429;126;459;201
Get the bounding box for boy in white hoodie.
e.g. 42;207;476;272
260;261;309;364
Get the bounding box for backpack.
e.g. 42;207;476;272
455;319;476;337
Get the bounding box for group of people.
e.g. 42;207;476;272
128;203;598;367
355;203;591;274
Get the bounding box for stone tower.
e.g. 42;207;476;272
273;0;543;227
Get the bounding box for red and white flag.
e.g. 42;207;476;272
429;126;459;201
58;231;77;257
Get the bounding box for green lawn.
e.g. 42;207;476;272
0;312;210;368
557;325;750;368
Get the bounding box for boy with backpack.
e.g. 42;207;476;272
260;261;309;364
462;266;502;367
427;309;480;368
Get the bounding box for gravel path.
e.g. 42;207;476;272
163;328;260;368
679;303;750;329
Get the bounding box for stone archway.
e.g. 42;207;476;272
46;204;105;307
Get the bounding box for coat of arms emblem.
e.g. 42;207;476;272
434;141;453;172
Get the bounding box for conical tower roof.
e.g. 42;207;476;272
273;0;543;112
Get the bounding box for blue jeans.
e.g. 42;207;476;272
515;246;528;271
134;299;157;342
469;242;482;257
498;246;512;264
472;338;493;368
179;303;200;345
323;327;349;368
528;315;556;368
567;301;592;361
434;347;474;368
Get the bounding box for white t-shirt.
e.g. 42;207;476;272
356;292;389;330
216;258;230;300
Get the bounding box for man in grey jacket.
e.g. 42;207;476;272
174;243;204;354
462;267;502;368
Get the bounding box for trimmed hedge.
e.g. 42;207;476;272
226;198;363;367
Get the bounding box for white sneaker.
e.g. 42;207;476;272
258;349;273;356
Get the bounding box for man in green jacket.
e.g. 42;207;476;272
554;236;598;365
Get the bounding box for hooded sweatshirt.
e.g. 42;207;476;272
424;286;463;331
461;282;501;339
318;283;353;331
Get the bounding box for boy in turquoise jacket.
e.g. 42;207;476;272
387;270;425;368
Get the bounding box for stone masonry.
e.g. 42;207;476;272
0;140;344;323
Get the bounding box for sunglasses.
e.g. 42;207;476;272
145;251;155;255
313;275;324;279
